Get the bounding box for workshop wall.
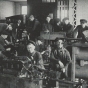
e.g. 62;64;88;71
0;1;22;20
76;0;88;25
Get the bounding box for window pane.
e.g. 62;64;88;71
42;0;55;3
22;6;27;14
57;0;69;20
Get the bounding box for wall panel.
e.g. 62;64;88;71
0;1;15;20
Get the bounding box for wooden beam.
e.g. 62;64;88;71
71;47;76;82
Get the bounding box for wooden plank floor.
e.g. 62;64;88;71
0;74;43;88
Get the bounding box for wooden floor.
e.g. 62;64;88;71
0;74;75;88
0;74;43;88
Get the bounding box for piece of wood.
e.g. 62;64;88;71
71;47;76;82
40;32;66;40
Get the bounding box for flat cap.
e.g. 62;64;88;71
47;14;51;18
29;15;34;19
37;36;44;42
55;18;61;23
27;40;36;46
55;37;65;42
63;17;69;21
80;19;87;23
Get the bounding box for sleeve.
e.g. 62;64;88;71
42;23;47;31
66;50;71;64
73;26;79;38
50;50;60;64
37;52;45;69
0;52;7;60
67;25;74;34
50;50;55;59
33;21;40;31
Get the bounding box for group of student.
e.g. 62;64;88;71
1;14;87;44
28;14;88;40
0;14;88;80
19;37;71;80
27;15;74;41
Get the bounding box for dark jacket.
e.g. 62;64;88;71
50;47;71;66
0;36;6;46
35;44;45;53
6;23;17;42
54;24;63;32
26;50;45;69
74;25;88;38
16;23;25;39
27;19;41;40
63;23;74;38
42;20;53;32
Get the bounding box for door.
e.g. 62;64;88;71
41;0;57;22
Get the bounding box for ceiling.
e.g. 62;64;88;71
5;0;27;1
3;0;27;5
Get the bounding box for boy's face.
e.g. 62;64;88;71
37;40;42;45
18;20;21;23
29;16;34;21
64;20;69;25
56;40;64;49
80;22;87;28
57;22;60;26
46;17;51;22
46;45;51;51
27;43;35;53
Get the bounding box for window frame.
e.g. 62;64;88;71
21;6;27;15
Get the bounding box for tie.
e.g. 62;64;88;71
60;51;63;59
58;49;64;60
10;36;12;43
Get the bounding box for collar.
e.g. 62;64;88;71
57;47;65;52
29;50;36;57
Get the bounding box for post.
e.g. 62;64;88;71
71;47;76;82
56;71;60;88
39;80;43;88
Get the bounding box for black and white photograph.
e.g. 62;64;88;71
0;0;88;88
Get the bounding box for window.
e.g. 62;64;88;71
42;0;55;3
57;0;69;21
22;6;27;14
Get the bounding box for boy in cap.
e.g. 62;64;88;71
0;32;10;46
62;17;74;38
74;19;88;38
50;37;71;78
54;18;63;32
27;15;41;41
35;36;45;53
0;32;10;60
26;40;45;69
42;15;53;33
19;40;45;77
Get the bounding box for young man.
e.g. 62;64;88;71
27;15;41;41
35;36;45;53
7;23;17;43
63;18;74;38
50;37;71;77
54;18;63;32
19;40;45;77
74;19;88;39
26;40;45;69
42;15;53;33
16;19;24;40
